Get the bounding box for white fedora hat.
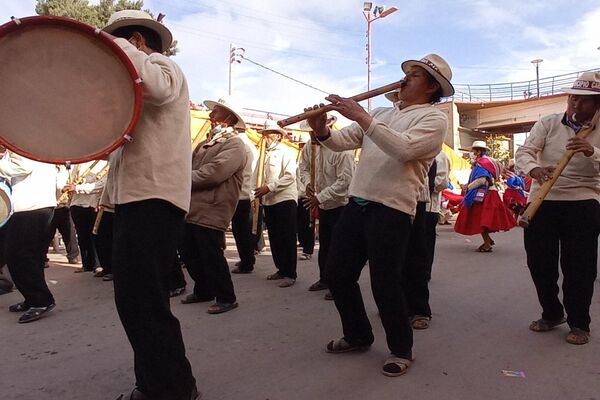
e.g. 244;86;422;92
562;71;600;95
470;140;489;151
103;10;173;53
261;119;287;135
203;97;246;130
401;54;454;98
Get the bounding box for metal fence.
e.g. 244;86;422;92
451;68;600;103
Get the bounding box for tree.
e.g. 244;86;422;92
35;0;178;56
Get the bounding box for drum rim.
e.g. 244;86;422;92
0;15;143;165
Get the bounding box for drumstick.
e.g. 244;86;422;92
277;80;404;128
518;109;600;228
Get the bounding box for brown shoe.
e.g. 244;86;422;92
266;271;284;280
566;328;590;345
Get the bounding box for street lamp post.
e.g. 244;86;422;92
531;58;543;98
363;2;397;111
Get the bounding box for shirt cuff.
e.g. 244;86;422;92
363;118;379;137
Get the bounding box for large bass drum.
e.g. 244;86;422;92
0;16;143;164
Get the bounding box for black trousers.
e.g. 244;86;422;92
403;202;438;318
70;206;100;271
169;252;187;291
264;200;298;279
317;206;344;285
93;210;113;275
112;200;195;400
231;199;255;271
327;201;413;358
297;198;315;255
6;208;55;307
45;206;80;261
524;200;600;332
181;223;236;304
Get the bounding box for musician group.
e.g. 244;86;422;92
1;9;600;400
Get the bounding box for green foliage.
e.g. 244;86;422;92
35;0;178;56
487;134;510;165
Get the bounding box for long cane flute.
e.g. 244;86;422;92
92;206;104;235
252;137;267;234
191;120;212;153
277;80;404;128
518;109;600;228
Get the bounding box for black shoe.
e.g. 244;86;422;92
18;303;55;323
181;293;214;304
102;274;114;281
231;267;253;274
9;302;30;313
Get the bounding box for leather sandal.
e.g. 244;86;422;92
382;356;413;377
9;302;30;313
207;302;238;314
326;337;371;353
529;317;567;332
411;315;431;330
566;328;590;345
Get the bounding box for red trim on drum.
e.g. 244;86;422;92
0;16;143;165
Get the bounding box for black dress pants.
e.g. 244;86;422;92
231;199;255;271
6;208;55;307
46;206;80;261
264;200;298;279
524;199;600;332
317;206;343;285
327;200;413;358
112;200;195;400
70;206;99;271
297;198;315;255
181;223;236;304
93;210;113;275
404;202;435;318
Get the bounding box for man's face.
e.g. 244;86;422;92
567;95;600;123
209;105;237;127
399;66;438;104
263;132;282;147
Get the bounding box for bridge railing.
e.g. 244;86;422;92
451;68;600;103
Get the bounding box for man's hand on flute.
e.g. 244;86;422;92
529;166;555;184
303;186;320;210
254;185;270;198
325;95;373;131
566;137;594;157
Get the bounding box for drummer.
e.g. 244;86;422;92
305;54;454;376
102;10;198;400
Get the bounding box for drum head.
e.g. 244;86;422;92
0;181;12;227
0;16;142;164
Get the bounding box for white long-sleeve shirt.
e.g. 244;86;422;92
261;141;297;206
0;151;56;212
320;104;447;216
69;160;108;208
298;140;354;210
515;113;600;203
102;38;192;212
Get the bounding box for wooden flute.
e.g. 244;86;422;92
277;80;404;128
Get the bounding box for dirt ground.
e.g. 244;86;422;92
1;226;599;400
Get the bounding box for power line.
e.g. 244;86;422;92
240;55;332;95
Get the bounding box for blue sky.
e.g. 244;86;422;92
2;0;600;116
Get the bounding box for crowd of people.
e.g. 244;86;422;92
1;9;600;400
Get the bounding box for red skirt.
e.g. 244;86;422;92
454;190;516;235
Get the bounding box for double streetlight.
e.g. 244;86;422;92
363;2;397;110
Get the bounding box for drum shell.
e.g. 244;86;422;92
0;16;143;164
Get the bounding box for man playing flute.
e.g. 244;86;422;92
306;54;454;376
515;72;600;346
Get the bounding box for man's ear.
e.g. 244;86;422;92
130;31;145;48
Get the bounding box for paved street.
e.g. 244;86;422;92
1;225;599;400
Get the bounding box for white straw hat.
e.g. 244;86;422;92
203;97;246;130
261;119;287;135
401;54;454;97
470;140;489;151
561;71;600;95
103;10;173;53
